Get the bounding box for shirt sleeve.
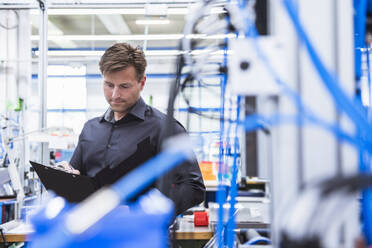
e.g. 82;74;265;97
156;120;206;216
69;126;85;173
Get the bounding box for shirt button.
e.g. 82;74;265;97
107;144;112;148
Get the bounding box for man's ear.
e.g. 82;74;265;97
139;76;146;90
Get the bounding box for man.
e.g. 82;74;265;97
60;43;205;216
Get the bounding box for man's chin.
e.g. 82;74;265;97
110;105;127;113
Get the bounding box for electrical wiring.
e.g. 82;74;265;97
230;4;372;152
364;45;372;107
216;40;229;248
179;1;365;149
281;1;372;245
280;174;372;247
195;14;227;34
282;0;372;142
0;228;8;248
176;3;370;243
226;96;241;248
359;146;372;244
308;191;356;237
243;113;368;150
221;96;236;179
165;10;234;246
182;1;219;66
167;0;372;247
195;17;229;36
166;1;364;247
165;0;226;138
164;52;184;138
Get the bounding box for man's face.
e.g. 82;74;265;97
103;66;145;118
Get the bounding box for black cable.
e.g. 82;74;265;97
165;53;185;139
36;0;45;11
2;154;8;168
320;173;372;197
180;75;257;121
281;173;372;248
0;228;8;248
163;0;243;133
169;220;180;248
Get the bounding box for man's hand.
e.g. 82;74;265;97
55;161;80;175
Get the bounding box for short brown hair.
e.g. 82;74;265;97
99;43;147;81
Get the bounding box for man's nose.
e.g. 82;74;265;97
112;86;120;98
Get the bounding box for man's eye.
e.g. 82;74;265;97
120;85;129;89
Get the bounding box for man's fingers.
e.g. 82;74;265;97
56;161;80;175
56;161;70;170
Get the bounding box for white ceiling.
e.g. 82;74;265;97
31;11;187;49
26;1;227;51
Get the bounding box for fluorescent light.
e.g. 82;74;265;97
136;19;170;25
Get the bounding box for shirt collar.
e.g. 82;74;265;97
100;97;146;123
101;108;115;123
129;97;146;121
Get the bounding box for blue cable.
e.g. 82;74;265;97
359;140;372;244
241;14;372;149
222;97;233;247
239;0;372;151
224;97;235;174
282;0;372;141
241;113;368;151
282;0;372;244
354;0;368;83
245;236;271;245
365;45;372;106
226;96;241;248
216;42;229;248
243;17;343;138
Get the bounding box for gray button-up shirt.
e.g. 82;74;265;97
70;97;205;215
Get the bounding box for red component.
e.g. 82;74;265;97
55;151;61;160
194;211;209;226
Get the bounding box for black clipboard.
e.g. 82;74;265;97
30;161;98;203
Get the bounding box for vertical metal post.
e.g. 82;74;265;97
38;0;49;166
